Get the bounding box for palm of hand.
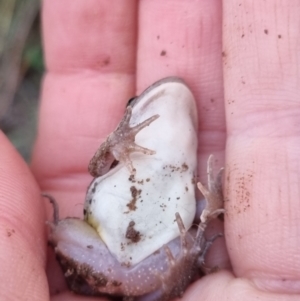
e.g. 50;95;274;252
1;1;300;301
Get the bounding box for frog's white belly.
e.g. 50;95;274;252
86;80;198;265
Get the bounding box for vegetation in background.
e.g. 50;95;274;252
0;0;42;161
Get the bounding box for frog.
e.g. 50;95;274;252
47;77;224;301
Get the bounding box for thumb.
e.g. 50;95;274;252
0;132;49;300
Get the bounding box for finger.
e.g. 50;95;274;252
184;271;300;301
33;1;138;296
32;0;138;218
0;132;48;300
223;0;300;296
51;291;107;301
136;0;226;178
136;0;228;271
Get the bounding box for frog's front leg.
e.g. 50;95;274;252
88;106;159;177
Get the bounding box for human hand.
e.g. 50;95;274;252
1;1;300;300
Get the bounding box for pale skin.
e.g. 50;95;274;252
1;1;300;300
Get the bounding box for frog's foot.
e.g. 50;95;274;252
88;107;159;177
197;155;225;224
151;213;218;301
196;232;223;268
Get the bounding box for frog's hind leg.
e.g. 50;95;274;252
137;155;225;301
145;213;203;301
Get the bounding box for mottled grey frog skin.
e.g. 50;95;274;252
48;198;220;301
47;77;224;301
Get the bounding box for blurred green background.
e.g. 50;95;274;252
0;0;42;161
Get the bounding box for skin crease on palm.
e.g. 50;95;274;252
1;0;300;300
